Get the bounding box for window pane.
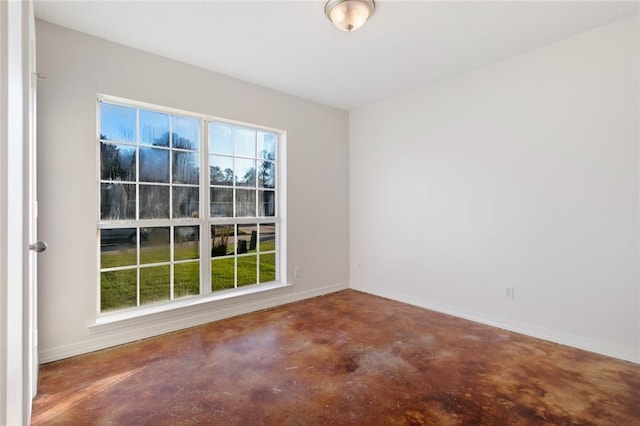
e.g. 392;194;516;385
235;158;255;187
237;255;257;287
237;224;257;254
173;186;199;219
172;115;200;150
100;228;137;268
258;132;276;160
174;262;200;299
259;223;276;252
101;269;137;312
173;152;199;184
101;143;136;181
258;190;275;217
210;155;233;186
140;147;169;183
140;185;170;219
101;183;136;220
211;224;233;257
211;258;234;291
100;103;135;142
236;189;256;217
175;226;200;261
140;265;170;305
257;161;275;188
140;110;169;147
140;227;169;264
235;128;256;157
209;123;232;155
259;253;276;283
210;187;233;217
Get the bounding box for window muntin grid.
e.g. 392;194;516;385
207;122;279;292
98;97;282;314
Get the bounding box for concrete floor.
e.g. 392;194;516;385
32;290;639;425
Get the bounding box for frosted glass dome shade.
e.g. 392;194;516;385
325;0;375;32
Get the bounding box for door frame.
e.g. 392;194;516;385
0;0;36;424
27;0;39;399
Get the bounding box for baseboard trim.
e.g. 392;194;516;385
39;282;349;364
352;284;640;365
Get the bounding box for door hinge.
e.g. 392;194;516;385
31;72;46;86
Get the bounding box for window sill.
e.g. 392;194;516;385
89;282;292;334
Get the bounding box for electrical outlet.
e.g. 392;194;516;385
294;267;302;278
505;286;514;300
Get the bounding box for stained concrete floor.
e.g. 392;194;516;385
32;290;640;425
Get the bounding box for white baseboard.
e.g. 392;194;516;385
40;281;639;365
352;284;640;365
39;282;349;364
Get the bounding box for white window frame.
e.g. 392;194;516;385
95;94;287;319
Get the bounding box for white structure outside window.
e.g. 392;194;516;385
97;95;284;314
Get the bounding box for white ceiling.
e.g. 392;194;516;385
34;1;639;111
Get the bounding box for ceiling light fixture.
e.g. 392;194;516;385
325;0;375;32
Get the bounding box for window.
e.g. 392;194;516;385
208;123;278;292
98;96;283;313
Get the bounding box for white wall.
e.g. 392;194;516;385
36;20;349;362
350;16;639;363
